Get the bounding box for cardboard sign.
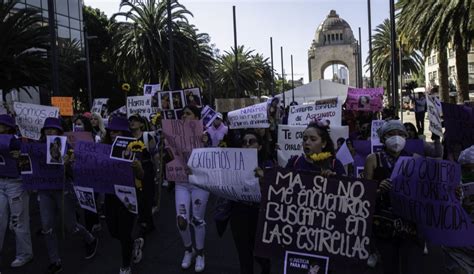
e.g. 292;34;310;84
288;97;341;126
127;95;153;119
370;120;385;153
51;97;73;116
21;143;64;190
110;136;137;162
426;94;443;137
345;87;383;112
228;102;269;129
201;105;218;128
188;148;260;202
255;168;377;269
13;102;59;140
114;185;138;214
91;98;109;118
390;157;474;246
163;120;203;181
143;84;161;96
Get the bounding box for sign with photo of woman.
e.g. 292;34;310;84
46;135;67;165
110;136;137;162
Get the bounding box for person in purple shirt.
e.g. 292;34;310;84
286;120;345;176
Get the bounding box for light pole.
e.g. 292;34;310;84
47;0;59;99
84;29;97;109
167;0;176;90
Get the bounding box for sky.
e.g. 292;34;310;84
84;0;390;84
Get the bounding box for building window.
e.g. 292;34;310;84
433;54;437;64
469;63;474;73
331;34;335;41
55;0;68;16
427;57;431;65
433;71;438;81
69;0;80;19
448;48;454;58
449;66;455;76
429;72;433;80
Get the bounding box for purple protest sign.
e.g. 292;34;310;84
162;120;203;181
21;143;64;190
0;134;19;178
390;157;474;246
73;141;134;193
64;131;94;148
345;87;383;112
441;103;474;152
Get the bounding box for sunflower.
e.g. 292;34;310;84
309;152;332;162
127;140;146;153
151;113;161;126
121;83;131;92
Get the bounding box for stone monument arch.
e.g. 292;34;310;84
308;10;360;87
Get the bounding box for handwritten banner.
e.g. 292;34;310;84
73;141;134;193
227;102;269;129
51;96;73;116
287;97;341;126
21;143;64;190
163;120;203;181
426;94;443;137
255;168;377;269
13;102;59;140
277;125;349;167
188;148;260;202
127;95;153;119
442;103;474;151
0;134;19;178
390;157;474;246
345;87;383;112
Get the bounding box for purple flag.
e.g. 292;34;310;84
0;134;19;178
390;157;474;246
21;143;64;190
73;141;134;193
345;88;383;112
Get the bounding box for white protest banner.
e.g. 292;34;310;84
277;125;349;167
114;185;138;214
370;120;385;153
287;97;342;126
91;98;108;114
126;96;153;119
13;102;59;140
426;93;443;137
188;148;260;202
143;84;161;96
73;186;97;213
227;102;269;129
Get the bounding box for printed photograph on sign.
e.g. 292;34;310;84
284;251;329;274
143;84;161;96
19;153;32;175
73;186;97;213
358;95;371;110
110;136;137;162
184;88;202;107
201;106;217;128
159;92;171;110
46;135;67;165
171;90;185;109
114;185;138;214
100;103;109;118
164;110;176;120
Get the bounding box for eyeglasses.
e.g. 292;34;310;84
242;138;258;146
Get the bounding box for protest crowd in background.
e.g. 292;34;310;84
0;84;473;274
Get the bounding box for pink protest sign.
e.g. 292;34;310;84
345;87;384;112
162;120;203;181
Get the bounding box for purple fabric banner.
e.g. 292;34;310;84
73;141;134;193
0;134;19;178
390;157;474;247
21;143;64;190
441;103;474;152
345;88;384;112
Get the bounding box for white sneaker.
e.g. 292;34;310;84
195;255;205;272
181;249;195;269
119;267;131;274
10;256;33;267
132;238;144;264
367;252;378;268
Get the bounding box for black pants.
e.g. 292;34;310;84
84;193;100;232
415;111;425;134
137;163;155;232
230;202;271;274
105;194;136;268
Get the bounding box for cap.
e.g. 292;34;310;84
458;145;474;165
376;120;407;139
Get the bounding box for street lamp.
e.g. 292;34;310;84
84;29;97;108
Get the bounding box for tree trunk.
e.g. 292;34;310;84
454;31;470;103
438;47;450;103
386;78;393;106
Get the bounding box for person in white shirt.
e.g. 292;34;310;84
206;113;228;147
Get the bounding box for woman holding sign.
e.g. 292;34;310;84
364;120;421;274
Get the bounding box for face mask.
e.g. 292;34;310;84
385;136;406;153
73;125;84;132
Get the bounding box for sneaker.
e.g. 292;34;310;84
119;267;131;274
85;238;99;260
91;223;102;233
46;262;63;274
132;238;144;264
195;255;205;272
367;252;378;268
181;249;195;270
11;256;33;268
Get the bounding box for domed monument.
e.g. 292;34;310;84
308;10;360;87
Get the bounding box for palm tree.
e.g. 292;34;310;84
398;0;473;102
0;0;50;97
368;19;423;105
111;0;214;90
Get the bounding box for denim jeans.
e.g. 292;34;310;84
0;178;32;260
38;190;95;263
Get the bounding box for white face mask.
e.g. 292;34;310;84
385;136;406;153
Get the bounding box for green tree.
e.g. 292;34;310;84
398;0;473;102
368;19;423;105
0;0;50;96
111;0;214;90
